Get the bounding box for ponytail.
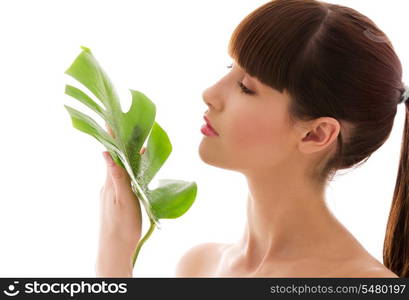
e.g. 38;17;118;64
383;100;409;277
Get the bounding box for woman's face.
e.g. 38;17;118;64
199;61;299;174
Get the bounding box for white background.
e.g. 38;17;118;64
0;0;407;277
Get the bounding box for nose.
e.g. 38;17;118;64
202;85;221;111
202;88;213;109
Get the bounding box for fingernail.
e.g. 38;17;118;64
103;152;115;166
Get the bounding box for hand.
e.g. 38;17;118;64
96;123;145;277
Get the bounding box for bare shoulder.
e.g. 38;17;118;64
349;264;399;278
320;234;400;278
175;242;224;277
337;257;399;278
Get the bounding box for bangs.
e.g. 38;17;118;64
227;0;329;96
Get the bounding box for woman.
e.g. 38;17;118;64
96;0;408;277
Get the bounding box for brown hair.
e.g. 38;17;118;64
228;0;408;277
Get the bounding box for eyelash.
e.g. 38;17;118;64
237;81;255;95
226;63;255;95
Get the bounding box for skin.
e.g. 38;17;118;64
97;62;398;278
193;61;398;277
96;125;144;277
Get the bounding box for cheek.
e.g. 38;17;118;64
225;111;291;163
227;112;279;146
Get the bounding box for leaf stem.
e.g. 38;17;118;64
131;217;156;268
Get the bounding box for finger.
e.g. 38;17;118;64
103;124;115;187
103;151;132;199
105;122;115;139
102;152;114;187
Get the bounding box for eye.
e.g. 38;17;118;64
226;63;255;95
237;81;255;95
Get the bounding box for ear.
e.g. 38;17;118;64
298;117;340;154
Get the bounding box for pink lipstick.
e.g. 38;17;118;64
201;116;219;136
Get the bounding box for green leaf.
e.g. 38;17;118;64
121;89;156;176
149;179;197;219
63;45;198;233
64;104;124;168
64;46;121;114
136;121;172;188
65;84;106;120
64;104;114;145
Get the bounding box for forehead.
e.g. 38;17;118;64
231;60;257;80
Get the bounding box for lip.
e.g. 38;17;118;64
203;115;219;136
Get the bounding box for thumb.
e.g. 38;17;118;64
102;151;131;190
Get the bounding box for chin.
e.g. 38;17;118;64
198;140;240;171
198;138;223;167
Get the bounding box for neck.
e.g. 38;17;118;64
231;165;345;273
